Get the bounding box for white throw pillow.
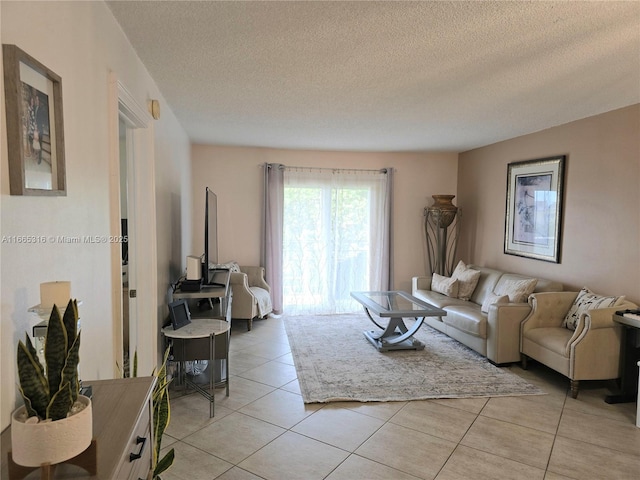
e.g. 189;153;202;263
451;261;481;301
431;273;459;298
563;287;626;331
494;278;538;303
481;293;510;314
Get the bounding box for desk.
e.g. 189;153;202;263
351;291;446;352
605;312;640;404
173;269;231;321
162;319;230;417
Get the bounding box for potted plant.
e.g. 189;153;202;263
151;347;175;479
11;299;93;467
125;347;175;479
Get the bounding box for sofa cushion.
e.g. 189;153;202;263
413;290;468;309
431;273;459;298
494;277;538;303
562;287;626;330
533;277;563;293
451;261;481;301
480;293;509;314
468;266;504;305
442;305;487;338
524;326;573;356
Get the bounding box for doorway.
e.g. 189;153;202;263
109;75;158;377
118;116;131;375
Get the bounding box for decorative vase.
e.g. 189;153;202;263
10;395;93;467
425;195;460;277
428;195;458;228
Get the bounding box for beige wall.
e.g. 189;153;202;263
191;145;458;293
458;105;639;303
1;2;191;428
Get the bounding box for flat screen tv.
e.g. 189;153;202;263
204;187;219;284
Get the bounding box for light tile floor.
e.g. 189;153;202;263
161;316;640;480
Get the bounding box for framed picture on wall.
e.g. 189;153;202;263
2;44;66;195
504;155;565;263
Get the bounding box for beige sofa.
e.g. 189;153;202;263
412;265;563;365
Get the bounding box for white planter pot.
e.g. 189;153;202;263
11;395;93;467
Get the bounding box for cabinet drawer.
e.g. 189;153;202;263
116;400;153;480
130;445;153;480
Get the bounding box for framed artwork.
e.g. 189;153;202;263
3;44;66;195
504;155;565;263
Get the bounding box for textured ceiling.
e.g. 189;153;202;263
106;1;640;152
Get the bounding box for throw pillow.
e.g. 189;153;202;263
494;278;538;303
213;261;241;273
451;261;481;301
481;293;510;314
431;273;459;298
563;287;625;331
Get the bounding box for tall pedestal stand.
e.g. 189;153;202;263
425;195;460;277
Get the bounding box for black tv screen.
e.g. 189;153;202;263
204;187;218;283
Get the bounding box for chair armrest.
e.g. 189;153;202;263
240;266;270;292
562;310;610;358
522;291;578;331
230;271;252;292
586;307;621;330
412;276;432;294
486;302;532;364
586;300;638;329
563;301;637;358
490;303;532;323
229;271;258;319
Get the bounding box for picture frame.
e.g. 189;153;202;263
168;299;192;331
2;44;66;195
504;155;565;263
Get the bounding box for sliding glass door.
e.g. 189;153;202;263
282;168;389;315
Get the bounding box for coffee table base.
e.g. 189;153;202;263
363;329;426;352
351;291;446;353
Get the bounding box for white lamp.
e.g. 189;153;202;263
40;281;71;309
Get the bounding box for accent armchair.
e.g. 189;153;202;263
520;291;637;398
229;265;273;331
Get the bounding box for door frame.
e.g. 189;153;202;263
108;73;158;376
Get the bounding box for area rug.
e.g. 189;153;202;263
284;313;544;403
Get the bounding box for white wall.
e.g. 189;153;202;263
191;145;458;293
1;1;191;429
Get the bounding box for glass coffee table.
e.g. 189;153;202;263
351;291;446;352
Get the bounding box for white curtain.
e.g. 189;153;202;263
280;167;392;315
262;163;284;314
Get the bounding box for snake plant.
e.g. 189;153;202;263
127;346;174;479
152;347;174;479
17;299;80;421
